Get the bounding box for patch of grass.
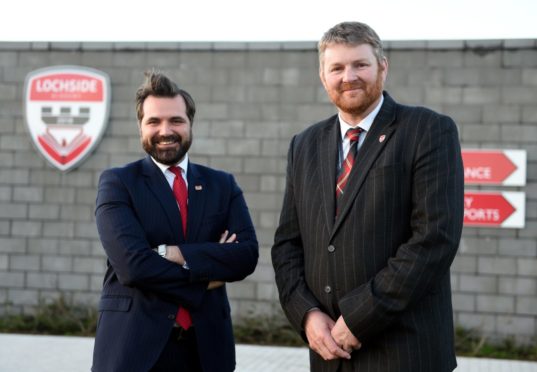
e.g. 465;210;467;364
233;315;304;347
235;317;537;361
1;300;536;362
0;297;97;336
455;326;537;361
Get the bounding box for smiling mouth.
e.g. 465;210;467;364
341;85;364;92
157;141;178;149
342;88;363;95
153;134;181;145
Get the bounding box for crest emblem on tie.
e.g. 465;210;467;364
24;66;111;172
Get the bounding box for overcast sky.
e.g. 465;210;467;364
2;0;536;42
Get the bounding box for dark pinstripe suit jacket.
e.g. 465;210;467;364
91;156;258;372
272;92;464;372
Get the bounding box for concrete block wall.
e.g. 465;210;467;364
0;40;535;342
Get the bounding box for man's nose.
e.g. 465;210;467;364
342;67;358;82
158;122;173;135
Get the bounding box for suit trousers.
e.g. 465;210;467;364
150;327;203;372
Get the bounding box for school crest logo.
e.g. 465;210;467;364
24;66;111;171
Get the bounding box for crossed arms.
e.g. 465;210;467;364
96;168;258;309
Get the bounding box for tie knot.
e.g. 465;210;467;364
169;166;182;178
346;127;363;142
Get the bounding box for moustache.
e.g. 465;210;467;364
340;82;364;91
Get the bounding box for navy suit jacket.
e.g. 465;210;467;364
272;92;464;372
92;156;258;372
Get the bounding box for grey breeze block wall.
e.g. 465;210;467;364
0;39;536;343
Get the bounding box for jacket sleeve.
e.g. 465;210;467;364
338;114;464;341
179;174;259;283
95;169;206;309
271;135;322;338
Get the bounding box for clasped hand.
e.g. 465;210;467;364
304;310;361;361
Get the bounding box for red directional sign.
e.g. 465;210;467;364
464;191;525;228
462;149;526;186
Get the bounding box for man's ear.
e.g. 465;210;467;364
380;57;389;83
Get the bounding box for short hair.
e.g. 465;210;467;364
135;70;196;124
318;21;385;64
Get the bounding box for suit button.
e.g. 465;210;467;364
324;285;332;294
168;314;175;320
328;245;335;253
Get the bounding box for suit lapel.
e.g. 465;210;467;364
141;156;185;242
331;93;398;238
186;163;206;242
318;116;340;232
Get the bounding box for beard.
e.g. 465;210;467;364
142;130;192;166
329;67;384;117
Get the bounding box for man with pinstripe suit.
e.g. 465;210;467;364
272;22;464;372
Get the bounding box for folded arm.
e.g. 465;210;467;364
178;175;259;283
164;230;236;289
96;169;206;309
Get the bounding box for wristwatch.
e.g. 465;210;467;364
157;244;167;258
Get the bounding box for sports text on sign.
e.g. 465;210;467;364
464;195;508;223
463;191;525;228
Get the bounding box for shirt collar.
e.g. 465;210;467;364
151;154;189;177
339;94;384;140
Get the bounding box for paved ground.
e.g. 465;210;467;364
1;333;536;371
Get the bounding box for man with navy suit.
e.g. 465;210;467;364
92;70;258;372
272;22;464;371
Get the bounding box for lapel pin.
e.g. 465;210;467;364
379;134;386;143
195;185;203;191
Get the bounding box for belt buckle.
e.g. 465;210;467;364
175;326;187;341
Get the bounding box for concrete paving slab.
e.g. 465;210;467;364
0;333;536;372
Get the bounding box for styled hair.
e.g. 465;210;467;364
135;69;196;124
318;21;385;64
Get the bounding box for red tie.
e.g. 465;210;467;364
336;127;363;200
168;166;192;330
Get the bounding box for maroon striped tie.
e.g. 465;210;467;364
336;127;363;200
